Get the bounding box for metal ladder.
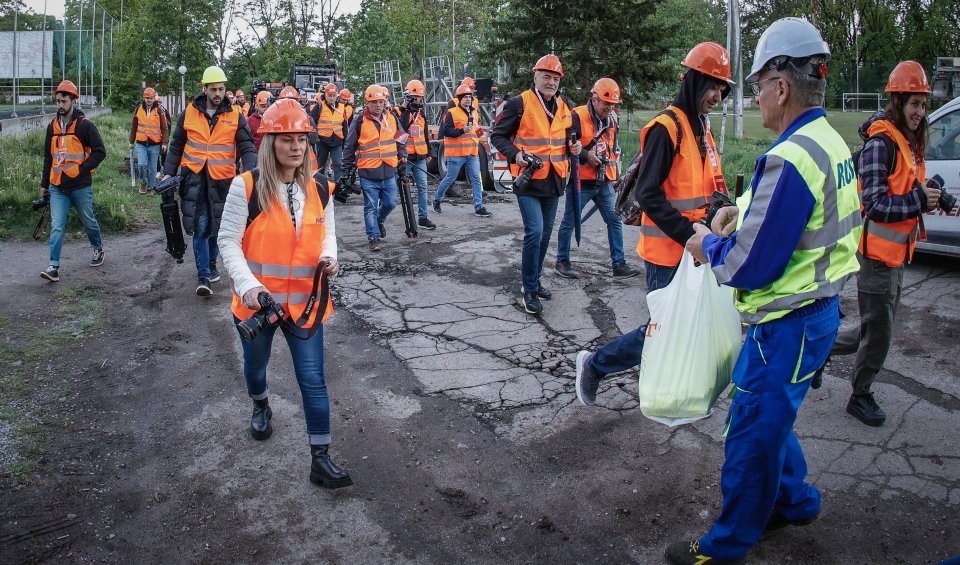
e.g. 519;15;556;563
373;60;404;105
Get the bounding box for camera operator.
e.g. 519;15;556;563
398;80;437;230
490;54;582;315
39;80;107;283
811;61;950;427
217;98;350;489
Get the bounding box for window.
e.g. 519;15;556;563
927;108;960;160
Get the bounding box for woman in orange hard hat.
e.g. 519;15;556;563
217;98;351;489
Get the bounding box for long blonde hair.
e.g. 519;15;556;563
254;134;311;212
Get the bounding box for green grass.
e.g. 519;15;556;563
0;111;162;240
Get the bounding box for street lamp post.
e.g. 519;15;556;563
178;65;187;115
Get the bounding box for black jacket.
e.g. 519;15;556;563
342;108;408;181
309;101;348;147
398;106;428;162
41;109;106;191
164;93;257;235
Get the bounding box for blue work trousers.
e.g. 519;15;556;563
406;160;430;219
360;176;398;238
556;181;625;265
699;295;839;561
236;319;331;446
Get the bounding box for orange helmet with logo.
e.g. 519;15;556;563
591;78;621;104
681;42;734;85
324;82;339;95
455;84;474;97
255;91;271;105
226;91;234;98
340;88;352;102
236;90;245;97
885;60;932;93
405;80;426;96
55;80;80;99
258;98;314;134
365;84;387;102
143;87;157;98
278;86;300;99
460;77;476;88
533;54;563;77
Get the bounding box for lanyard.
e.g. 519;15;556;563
533;88;556;121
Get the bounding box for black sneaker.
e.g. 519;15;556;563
196;276;213;297
522;291;542;315
762;510;820;539
612;260;639;278
418;217;437;230
90;248;105;267
475;207;491;217
575;351;602;406
368;237;381;252
664;540;738;565
847;393;886;426
208;265;221;283
378;222;386;238
433;200;442;214
40;265;60;282
554;259;577;279
536;285;552;300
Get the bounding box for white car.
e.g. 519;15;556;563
920;95;960;257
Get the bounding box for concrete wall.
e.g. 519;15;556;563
0;107;113;139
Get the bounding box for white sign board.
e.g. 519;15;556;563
0;31;54;79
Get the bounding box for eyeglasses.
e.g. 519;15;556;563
748;76;781;96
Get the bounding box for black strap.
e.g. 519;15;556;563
659;109;683;155
248;169;333;226
281;259;331;340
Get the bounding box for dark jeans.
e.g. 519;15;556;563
193;193;218;278
316;143;344;182
830;255;903;395
516;194;560;293
236;319;331;445
589;260;678;377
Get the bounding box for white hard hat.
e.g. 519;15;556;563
747;17;831;83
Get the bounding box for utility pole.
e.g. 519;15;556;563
451;0;456;80
12;1;18;118
41;0;48;114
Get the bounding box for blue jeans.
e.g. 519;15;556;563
316;143;343;182
556;181;625;264
589;261;678;377
699;296;839;561
193;194;218;277
134;143;161;188
360;176;398;238
435;154;483;211
516;194;560;293
406;160;430;219
236;319;332;445
48;185;102;267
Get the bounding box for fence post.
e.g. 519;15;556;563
12;4;19;117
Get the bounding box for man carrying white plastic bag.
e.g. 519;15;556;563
638;250;741;426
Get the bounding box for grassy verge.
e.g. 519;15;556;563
0;111;162;240
0;284;106;481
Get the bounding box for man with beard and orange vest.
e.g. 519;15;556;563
129;87;170;194
490;54;582;315
574;43;733;404
397;79;437;230
161;65;257;297
309;82;348;181
235;90;251;115
433;83;491;218
38;80;107;283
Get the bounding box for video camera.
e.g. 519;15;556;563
928;174;957;213
237;292;286;341
31;193;50;211
402;93;423;112
513;152;543;192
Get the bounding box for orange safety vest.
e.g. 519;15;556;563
230;171;335;328
508;89;572;180
317;102;346;139
181;104;240;180
356;112;399;169
637;106;726;267
859;119;925;267
573;105;617;182
443;106;479;157
135;105;162;143
49;116;93;187
239;102;250;115
341;103;354;124
406;110;429;157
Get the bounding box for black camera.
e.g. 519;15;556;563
928;174;957;213
237;292;286;341
512;152;543;191
32;193;50;211
596;154;610;183
702;190;735;228
333;169;357;204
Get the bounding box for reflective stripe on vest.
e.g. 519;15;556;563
49;116;93;186
725;117;862;324
317;103;345;139
573;105;617;182
859;119;925;267
443;106;479;157
406;111;429;156
135;105;162;143
636;106;724;267
356;113;399;169
181;105;240;180
230;171;335;327
508;89;572;180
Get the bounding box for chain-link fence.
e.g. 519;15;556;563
1;0;117;119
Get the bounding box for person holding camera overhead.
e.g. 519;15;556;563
490;54;581;315
217;98;351;489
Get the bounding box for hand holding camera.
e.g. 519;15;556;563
926;174;957;213
237;291;286;341
512;152;544;191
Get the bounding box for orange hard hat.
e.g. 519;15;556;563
460;77;476;88
681;42;734;84
533;54;563;77
885;60;931;93
55;80;79;99
143;87;157;97
258;98;314;135
365;84;387;102
591;78;621;104
405;80;426;96
255;91;271;105
455;84;474;97
278;86;300;99
324;82;338;95
226;91;234;97
236;90;245;97
340;88;352;101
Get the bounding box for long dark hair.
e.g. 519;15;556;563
884;93;928;156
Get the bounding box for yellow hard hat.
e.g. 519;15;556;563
201;66;228;85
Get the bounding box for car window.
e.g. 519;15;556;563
927;108;960;160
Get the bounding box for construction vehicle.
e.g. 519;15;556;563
932;57;960;100
251;63;339;100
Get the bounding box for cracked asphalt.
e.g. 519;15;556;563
1;185;959;563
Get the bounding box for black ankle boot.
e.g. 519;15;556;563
309;444;353;489
250;398;273;440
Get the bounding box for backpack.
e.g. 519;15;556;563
614;108;682;226
852;132;897;177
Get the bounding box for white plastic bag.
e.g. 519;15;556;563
638;251;742;426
